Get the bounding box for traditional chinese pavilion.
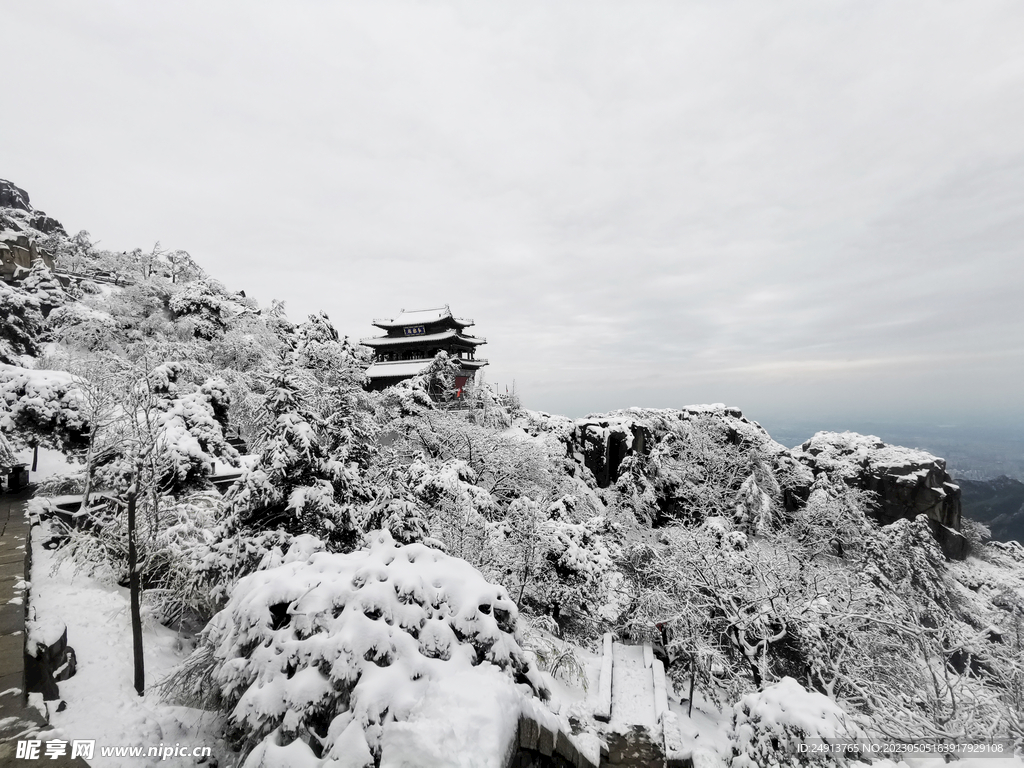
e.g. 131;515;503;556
361;305;488;392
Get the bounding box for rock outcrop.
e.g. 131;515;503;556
0;180;31;212
793;431;966;559
0;230;52;280
564;405;758;490
0;180;65;280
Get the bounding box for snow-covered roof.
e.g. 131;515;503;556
360;329;486;347
365;359;434;379
372;305;474;330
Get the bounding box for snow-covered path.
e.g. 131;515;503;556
608;642;657;731
30;519;229;767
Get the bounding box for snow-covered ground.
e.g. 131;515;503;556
15;446;77;481
29;512;231;767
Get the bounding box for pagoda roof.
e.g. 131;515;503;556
360;329;486;347
372;305;473;330
365;357;489;379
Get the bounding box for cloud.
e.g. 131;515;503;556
4;0;1023;423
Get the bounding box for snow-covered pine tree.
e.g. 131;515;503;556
227;359;366;553
148;365;241;493
21;256;68;312
295;311;375;466
0;281;44;363
421;349;463;403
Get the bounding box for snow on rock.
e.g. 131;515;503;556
794;431;945;479
568;415;649;489
207;530;547;765
25;617;66;656
729;677;863;768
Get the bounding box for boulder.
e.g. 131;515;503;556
25;619;77;701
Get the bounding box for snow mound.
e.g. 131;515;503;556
729;677;863;768
208;530;545;766
0;362;87;441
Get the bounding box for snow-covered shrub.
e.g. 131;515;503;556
295;312;368;388
864;515;952;612
378;375;434;417
189;524;295;609
202;530;546;765
34;471;85;496
612;450;661;524
618;411;792;527
142;491;234;627
167;278;233;339
519;615;588;689
396;410;550;505
417;350;462;402
733;473;776;535
361;486;432;547
541;515;618;611
152;375;240;490
788;474;875;559
0;362;88;449
960;516;992;555
0;431;16;467
45;302;118;351
487;494;619;631
729;677;863;767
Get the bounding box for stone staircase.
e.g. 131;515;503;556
593;634;691;768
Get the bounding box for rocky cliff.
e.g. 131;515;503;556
0;179;65;234
539;408;968;559
791;431;965;558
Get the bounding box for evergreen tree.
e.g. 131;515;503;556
21;256;67;310
227;360;366;552
0;281;43;362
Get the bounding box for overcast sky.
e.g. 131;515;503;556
4;1;1023;436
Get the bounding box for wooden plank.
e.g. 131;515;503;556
594;632;613;722
643;642;654;669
